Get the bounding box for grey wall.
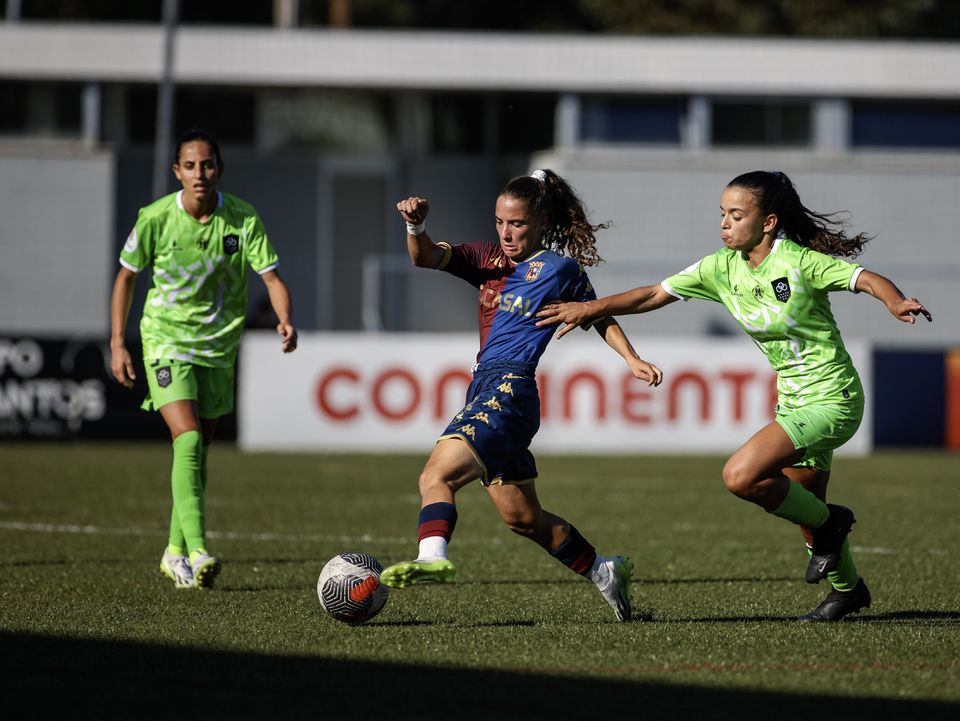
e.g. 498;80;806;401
0;147;115;336
531;147;959;346
2;143;954;352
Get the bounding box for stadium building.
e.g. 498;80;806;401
0;6;956;447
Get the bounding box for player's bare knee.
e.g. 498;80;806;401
417;469;455;497
721;459;754;498
500;510;538;538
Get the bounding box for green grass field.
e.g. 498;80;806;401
1;443;958;720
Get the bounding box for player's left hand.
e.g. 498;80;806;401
278;323;298;352
628;357;663;387
891;298;932;324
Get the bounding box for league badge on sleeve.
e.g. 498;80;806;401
123;228;138;253
771;277;791;302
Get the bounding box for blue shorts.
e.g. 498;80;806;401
438;361;539;486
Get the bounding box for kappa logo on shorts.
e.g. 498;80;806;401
771;277;791;302
223;234;240;255
156;366;173;388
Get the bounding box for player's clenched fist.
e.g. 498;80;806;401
396;196;429;225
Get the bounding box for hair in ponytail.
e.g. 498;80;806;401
728;171;870;258
499;169;608;266
174;127;223;166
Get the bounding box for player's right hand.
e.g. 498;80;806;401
536;300;594;339
110;346;136;389
396;197;429;225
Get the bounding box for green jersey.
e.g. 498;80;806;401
662;238;863;409
120;191;279;368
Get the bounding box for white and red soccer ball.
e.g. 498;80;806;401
317;552;389;624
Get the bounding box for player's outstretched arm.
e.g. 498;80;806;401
592;317;663;387
537;283;678;339
396;196;445;269
855;270;933;324
260;269;298;353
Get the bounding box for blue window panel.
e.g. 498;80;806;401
581;98;683;144
873;350;944;447
852;102;960;148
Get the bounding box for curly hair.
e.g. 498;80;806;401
498;169;608;267
728;171;870;258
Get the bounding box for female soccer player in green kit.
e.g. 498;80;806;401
537;170;932;621
110;128;298;589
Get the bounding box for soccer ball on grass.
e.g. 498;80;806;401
317;552;389;625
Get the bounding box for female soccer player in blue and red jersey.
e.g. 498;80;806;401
380;170;662;622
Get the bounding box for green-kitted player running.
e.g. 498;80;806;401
110;128;298;590
537;170;932;621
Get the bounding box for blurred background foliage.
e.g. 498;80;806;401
9;0;960;39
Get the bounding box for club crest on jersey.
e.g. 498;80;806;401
223;234;240;255
525;261;545;281
156;366;172;388
771;277;791;302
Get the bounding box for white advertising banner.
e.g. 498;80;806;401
239;332;872;455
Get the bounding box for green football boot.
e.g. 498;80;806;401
380;558;456;589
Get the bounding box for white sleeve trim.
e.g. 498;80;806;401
256;262;279;275
119;258;141;273
849;266;864;292
661;280;688;301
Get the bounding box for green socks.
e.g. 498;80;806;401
771;480;830;528
775;481;861;592
168;430;206;553
168;440;209;551
806;539;860;592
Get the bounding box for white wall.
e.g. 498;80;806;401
239;332;872;455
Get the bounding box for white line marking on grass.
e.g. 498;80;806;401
0;520;412;545
852;545;896;555
0;521;944;555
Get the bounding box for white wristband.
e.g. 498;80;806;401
406;221;426;235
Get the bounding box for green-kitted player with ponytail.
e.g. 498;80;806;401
538;170;932;621
110;128;298;589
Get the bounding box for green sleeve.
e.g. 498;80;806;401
799;247;861;292
245;213;279;273
119;209;154;272
662;252;722;302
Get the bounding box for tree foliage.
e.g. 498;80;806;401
13;0;960;39
313;0;960;39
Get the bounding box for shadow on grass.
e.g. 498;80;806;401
3;631;957;721
866;610;960;624
675;610;960;624
466;575;796;587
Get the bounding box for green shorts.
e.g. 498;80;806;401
142;359;235;419
775;397;864;472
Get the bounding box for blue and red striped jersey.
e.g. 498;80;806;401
438;240;597;366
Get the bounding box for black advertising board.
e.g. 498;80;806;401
0;336;236;440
